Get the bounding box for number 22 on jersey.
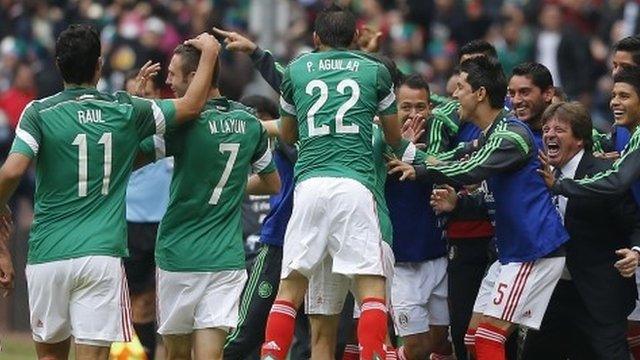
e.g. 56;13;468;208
72;132;112;197
305;79;360;136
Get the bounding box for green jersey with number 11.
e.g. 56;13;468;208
10;87;175;264
144;97;275;272
279;49;397;191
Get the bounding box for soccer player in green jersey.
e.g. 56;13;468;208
0;25;218;360
138;43;280;360
260;5;413;360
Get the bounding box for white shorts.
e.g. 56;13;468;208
157;269;247;335
472;260;501;314
474;257;565;330
282;177;385;279
628;268;640;321
392;257;449;337
306;242;394;316
26;256;131;345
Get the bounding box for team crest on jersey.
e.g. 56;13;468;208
398;312;409;329
258;281;273;299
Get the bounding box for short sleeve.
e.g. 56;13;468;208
376;64;397;116
128;94;177;138
251;122;276;174
10;102;41;158
139;134;170;162
279;66;296;117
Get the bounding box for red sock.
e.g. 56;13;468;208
396;345;408;360
464;328;477;358
628;326;640;360
474;323;507;360
357;298;387;360
342;344;359;360
260;300;297;360
386;346;398;360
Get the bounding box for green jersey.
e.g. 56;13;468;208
10;87;175;264
145;97;275;272
372;124;392;245
279;49;397;191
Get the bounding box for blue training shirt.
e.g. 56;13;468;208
126;159;172;223
260;146;295;247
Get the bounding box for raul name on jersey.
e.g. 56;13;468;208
77;109;104;124
307;59;360;72
208;118;246;134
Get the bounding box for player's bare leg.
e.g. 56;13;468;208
34;338;71;360
474;315;515;360
163;334;193;360
309;314;340;360
193;328;226;360
261;270;308;359
354;275;387;360
74;343;110;360
400;325;450;360
131;290;157;357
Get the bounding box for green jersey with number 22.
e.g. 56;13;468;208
279;49;397;192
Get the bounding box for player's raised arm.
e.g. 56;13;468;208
171;33;220;123
213;27;285;92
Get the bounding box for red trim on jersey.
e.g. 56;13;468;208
446;220;494;239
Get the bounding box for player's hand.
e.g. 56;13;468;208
615;248;639;278
185;33;221;55
536;149;555;189
594;151;620;160
212;27;257;54
425;155;441;166
358;26;383;53
133;60;161;97
0;209;14;298
401;115;425;145
430;185;457;214
387;159;415;181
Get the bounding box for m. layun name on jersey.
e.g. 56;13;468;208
208;118;247;134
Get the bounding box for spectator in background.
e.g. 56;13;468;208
0;62;36;130
535;2;592;104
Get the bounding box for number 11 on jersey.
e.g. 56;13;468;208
72;132;112;197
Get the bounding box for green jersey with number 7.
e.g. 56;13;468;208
143;97;276;272
279;49;397;191
10;87;176;264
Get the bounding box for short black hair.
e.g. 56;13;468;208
55;24;101;85
613;65;640;98
613;36;640;66
240;95;279;120
459;40;497;60
511;62;553;91
314;4;357;49
399;74;430;97
173;44;220;88
460;56;507;109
